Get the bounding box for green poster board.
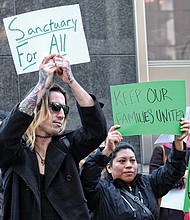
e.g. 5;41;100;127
184;160;190;212
110;80;186;136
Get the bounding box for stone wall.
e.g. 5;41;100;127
0;0;140;160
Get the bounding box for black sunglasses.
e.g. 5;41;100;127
49;102;69;115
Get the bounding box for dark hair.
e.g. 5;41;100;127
37;83;68;113
109;142;136;167
48;83;68;105
0;110;8;121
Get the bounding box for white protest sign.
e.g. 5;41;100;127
3;4;90;75
161;188;185;210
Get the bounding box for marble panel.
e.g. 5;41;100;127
13;0;134;54
0;1;14;55
0;56;19;111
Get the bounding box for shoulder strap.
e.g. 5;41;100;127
59;136;79;170
120;189;155;220
60;136;71;152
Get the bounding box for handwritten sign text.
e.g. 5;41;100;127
3;4;90;74
110;80;186;136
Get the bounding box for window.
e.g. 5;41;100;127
145;0;190;61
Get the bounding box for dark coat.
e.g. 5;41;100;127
149;144;190;220
149;144;190;173
80;146;186;220
0;96;107;220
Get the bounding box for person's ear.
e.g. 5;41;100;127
106;163;112;174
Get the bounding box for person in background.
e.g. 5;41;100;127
0;111;8;220
80;121;190;220
149;137;190;220
0;54;107;220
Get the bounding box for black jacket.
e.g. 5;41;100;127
0;96;107;220
80;146;186;220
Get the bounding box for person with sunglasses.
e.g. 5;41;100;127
0;54;107;220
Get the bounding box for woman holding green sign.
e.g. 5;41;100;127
80;120;190;220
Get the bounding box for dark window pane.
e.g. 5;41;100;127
145;0;190;61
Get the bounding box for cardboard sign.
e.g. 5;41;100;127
3;4;90;74
110;80;186;136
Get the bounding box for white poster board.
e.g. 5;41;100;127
161;188;185;210
3;4;90;75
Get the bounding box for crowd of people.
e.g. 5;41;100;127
0;53;189;220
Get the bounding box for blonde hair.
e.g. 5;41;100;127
23;83;68;150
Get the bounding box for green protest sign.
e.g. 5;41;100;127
110;80;186;136
183;160;190;213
